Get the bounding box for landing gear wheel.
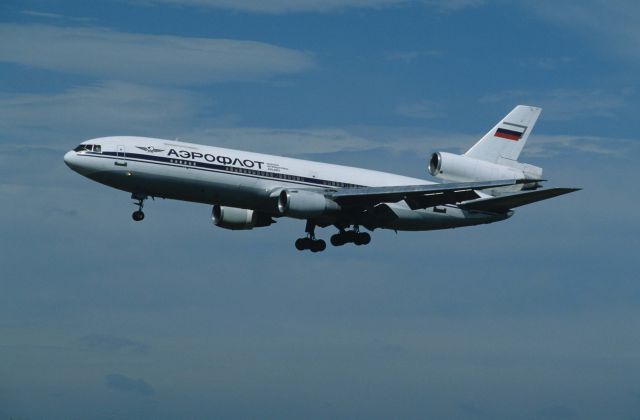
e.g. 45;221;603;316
331;226;372;247
330;234;345;247
294;221;328;252
132;210;145;221
295;237;325;252
345;231;357;243
310;239;326;253
354;232;371;245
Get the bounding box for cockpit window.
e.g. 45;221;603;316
73;144;102;153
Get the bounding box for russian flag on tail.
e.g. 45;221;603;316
494;122;527;141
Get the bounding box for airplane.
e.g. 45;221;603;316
64;105;579;252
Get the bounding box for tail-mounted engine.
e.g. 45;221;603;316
428;152;543;190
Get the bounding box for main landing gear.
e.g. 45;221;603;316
294;222;373;252
330;226;371;247
295;220;327;252
131;193;147;222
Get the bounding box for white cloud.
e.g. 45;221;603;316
424;0;484;12
20;9;93;22
186;126;485;157
534;56;573;71
516;56;573;71
395;100;446;119
524;0;640;61
186;127;375;155
20;10;66;19
385;50;442;63
1;83;633;159
131;0;483;14
0;81;205;145
522;134;639;158
140;0;404;13
479;88;629;121
0;24;314;85
0;81;457;156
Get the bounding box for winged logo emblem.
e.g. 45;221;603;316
136;146;165;153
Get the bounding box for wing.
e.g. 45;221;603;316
458;188;580;213
326;179;531;210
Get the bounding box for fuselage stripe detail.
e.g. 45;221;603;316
78;152;364;189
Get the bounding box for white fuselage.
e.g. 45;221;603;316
64;136;509;231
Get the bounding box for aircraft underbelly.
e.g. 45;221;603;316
92;162;268;208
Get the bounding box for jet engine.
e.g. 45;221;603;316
277;189;341;219
428;152;542;188
212;205;274;230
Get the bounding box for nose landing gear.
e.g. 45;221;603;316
131;193;147;222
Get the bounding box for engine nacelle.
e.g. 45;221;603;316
277;189;341;219
212;205;273;230
428;152;542;188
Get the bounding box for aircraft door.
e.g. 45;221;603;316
115;144;127;166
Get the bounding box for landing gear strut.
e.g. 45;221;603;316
131;193;147;221
295;220;326;252
330;225;371;246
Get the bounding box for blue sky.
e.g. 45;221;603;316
1;1;639;419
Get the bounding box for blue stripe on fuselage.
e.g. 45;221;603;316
78;151;363;189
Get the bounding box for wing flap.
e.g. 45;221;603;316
404;189;480;210
459;188;580;213
328;179;525;209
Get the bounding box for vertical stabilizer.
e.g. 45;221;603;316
464;105;541;164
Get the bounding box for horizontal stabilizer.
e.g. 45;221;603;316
459;188;580;213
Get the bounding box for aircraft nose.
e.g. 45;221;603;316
63;150;76;169
64;150;88;175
